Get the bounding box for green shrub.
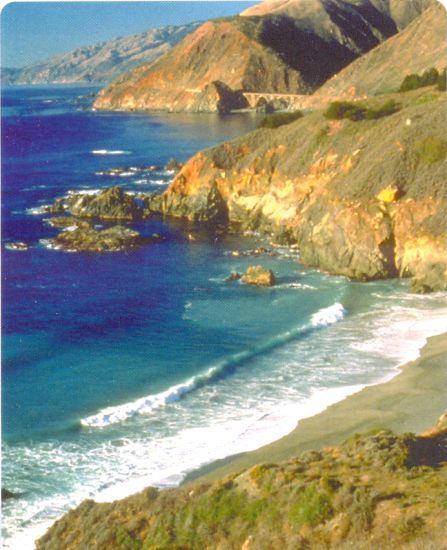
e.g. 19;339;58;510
324;100;400;122
437;68;446;91
289;485;334;527
399;67;440;92
324;101;366;121
415;137;447;164
258;110;303;129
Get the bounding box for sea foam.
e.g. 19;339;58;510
91;149;131;155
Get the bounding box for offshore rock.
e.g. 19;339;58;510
52;187;142;221
241;266;276;286
53;225;149;252
4;242;29;251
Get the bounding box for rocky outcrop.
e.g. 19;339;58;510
52;225;153;252
51;187;142;221
148;90;447;291
316;3;446;97
241;265;276;286
36;427;447;550
189;81;249;114
93;0;404;113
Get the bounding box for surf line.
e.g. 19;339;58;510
81;302;347;428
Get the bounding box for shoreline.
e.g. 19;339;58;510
186;330;447;483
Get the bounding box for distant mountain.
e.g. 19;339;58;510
93;0;409;113
316;2;446;96
1;22;201;86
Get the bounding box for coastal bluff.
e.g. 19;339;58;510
147;89;447;292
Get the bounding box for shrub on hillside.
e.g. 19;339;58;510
399;67;440;92
437;68;446;91
324;100;400;122
414;136;447;164
324;101;366;121
258;110;304;129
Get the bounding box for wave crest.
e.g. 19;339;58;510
81;302;346;428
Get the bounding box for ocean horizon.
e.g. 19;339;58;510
2;85;447;549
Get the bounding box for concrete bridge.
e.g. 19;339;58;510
242;92;336;110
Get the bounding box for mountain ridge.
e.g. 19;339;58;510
1;22;201;86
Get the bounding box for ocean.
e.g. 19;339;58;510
2;86;447;549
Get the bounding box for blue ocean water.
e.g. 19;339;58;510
2;86;447;548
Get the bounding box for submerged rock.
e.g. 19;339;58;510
53;225;154;252
1;488;17;501
241;266;276;286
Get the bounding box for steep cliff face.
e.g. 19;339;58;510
317;3;447;96
150;89;446;290
93;1;400;113
2;23;201;85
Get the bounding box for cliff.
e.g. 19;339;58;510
93;1;402;113
149;88;446;291
316;2;447;96
1;22;200;86
36;423;447;549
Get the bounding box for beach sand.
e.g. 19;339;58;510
188;331;447;483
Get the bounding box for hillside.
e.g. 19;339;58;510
317;2;447;96
93;0;404;113
36;421;447;549
147;88;447;292
1;22;200;86
241;0;436;30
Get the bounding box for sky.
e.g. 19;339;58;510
1;1;258;68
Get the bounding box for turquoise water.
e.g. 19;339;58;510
2;86;447;548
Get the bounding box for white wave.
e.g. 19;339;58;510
67;189;101;196
118;172;135;177
26;205;51;215
81;377;202;428
91;149;131;155
311;302;346;327
82;301;347;429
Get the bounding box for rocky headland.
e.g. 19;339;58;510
144;87;446;292
93;0;416;114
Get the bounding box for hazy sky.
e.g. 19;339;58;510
1;1;258;68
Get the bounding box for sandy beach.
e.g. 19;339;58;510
189;330;447;483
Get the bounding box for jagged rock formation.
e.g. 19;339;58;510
93;0;407;113
1;23;200;85
316;2;447;96
148;89;446;291
36;424;447;550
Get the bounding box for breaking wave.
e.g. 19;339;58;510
81;303;347;428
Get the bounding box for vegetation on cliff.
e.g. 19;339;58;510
36;424;447;549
